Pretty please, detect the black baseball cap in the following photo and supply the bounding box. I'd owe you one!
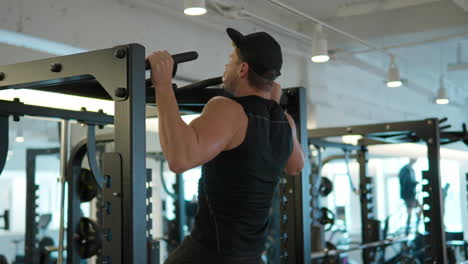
[226,28,282,81]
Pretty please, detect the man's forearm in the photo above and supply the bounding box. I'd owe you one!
[155,86,197,169]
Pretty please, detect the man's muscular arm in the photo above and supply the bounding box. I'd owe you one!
[284,113,305,175]
[271,82,305,175]
[148,51,243,173]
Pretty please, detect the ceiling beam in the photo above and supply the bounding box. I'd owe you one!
[336,0,441,18]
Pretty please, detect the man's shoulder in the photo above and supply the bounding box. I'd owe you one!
[401,164,410,170]
[399,165,410,175]
[204,96,244,114]
[207,95,238,104]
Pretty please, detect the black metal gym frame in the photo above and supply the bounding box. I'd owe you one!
[174,173,186,244]
[0,45,228,264]
[0,98,113,177]
[308,142,385,263]
[0,104,112,262]
[147,151,187,250]
[67,135,153,264]
[307,118,468,264]
[277,87,311,264]
[0,45,205,264]
[0,44,146,264]
[307,139,361,260]
[67,132,114,264]
[24,148,60,264]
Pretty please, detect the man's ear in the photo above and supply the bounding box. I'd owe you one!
[239,62,249,78]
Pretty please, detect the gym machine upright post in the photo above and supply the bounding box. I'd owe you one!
[273,87,311,264]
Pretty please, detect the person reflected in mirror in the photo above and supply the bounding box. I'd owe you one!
[398,158,423,236]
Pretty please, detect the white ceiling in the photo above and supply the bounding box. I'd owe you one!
[203,0,468,101]
[2,0,467,95]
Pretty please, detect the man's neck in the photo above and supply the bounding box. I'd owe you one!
[234,84,271,100]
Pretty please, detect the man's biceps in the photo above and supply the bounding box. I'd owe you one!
[196,126,228,145]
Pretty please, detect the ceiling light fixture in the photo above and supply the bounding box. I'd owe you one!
[435,76,449,105]
[265,1,409,84]
[15,124,24,143]
[311,24,329,63]
[184,0,207,16]
[386,55,402,88]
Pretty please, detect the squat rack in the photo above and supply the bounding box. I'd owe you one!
[0,44,205,263]
[0,44,308,264]
[307,118,468,264]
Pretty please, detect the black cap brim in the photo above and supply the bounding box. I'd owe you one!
[226,28,243,48]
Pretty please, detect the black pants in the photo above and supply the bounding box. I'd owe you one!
[164,235,262,264]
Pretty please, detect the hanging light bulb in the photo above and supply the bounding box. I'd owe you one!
[435,76,449,105]
[184,0,207,16]
[387,55,402,88]
[15,123,24,143]
[311,24,329,63]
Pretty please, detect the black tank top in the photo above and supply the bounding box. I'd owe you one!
[191,95,293,257]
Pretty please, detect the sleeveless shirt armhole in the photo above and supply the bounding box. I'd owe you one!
[224,97,249,152]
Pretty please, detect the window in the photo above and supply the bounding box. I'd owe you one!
[183,167,201,201]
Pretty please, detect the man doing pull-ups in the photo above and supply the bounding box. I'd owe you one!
[147,28,304,264]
